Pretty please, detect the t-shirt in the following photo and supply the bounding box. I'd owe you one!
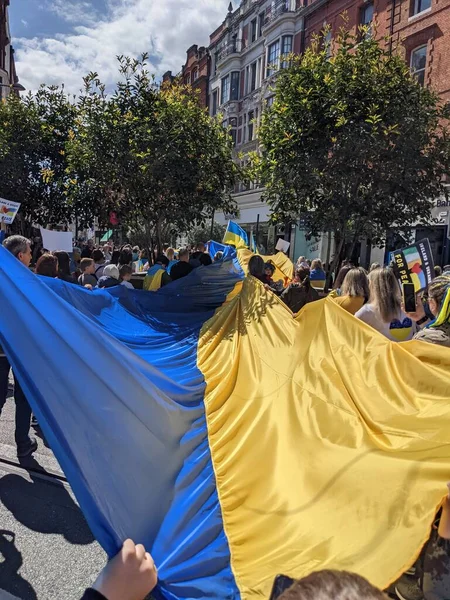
[355,303,418,342]
[333,295,365,316]
[121,280,134,290]
[78,273,97,287]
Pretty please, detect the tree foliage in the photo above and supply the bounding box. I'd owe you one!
[253,27,450,263]
[0,56,238,243]
[65,55,239,248]
[187,222,226,247]
[0,87,76,234]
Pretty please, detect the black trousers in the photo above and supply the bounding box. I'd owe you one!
[0,356,32,452]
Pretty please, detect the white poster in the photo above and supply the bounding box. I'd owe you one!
[0,197,21,224]
[40,228,73,252]
[275,238,291,253]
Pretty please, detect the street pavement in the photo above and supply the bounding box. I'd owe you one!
[0,393,106,599]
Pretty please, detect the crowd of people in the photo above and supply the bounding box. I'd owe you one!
[248,253,450,350]
[1,233,450,600]
[30,240,217,291]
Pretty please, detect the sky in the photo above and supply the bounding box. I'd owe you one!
[9,0,228,94]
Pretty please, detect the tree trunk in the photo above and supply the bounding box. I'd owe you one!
[325,230,333,289]
[156,217,163,256]
[330,229,346,280]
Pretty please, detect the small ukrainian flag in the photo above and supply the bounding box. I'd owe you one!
[223,220,249,249]
[250,233,259,254]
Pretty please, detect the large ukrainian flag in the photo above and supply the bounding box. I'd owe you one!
[1,246,450,599]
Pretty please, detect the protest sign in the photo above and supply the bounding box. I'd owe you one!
[0,198,21,224]
[40,228,73,252]
[392,238,434,293]
[275,238,290,253]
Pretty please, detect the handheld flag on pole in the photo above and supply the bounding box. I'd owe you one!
[223,220,248,249]
[250,233,259,254]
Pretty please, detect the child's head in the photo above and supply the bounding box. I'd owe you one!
[80,258,95,274]
[119,264,133,281]
[278,570,387,600]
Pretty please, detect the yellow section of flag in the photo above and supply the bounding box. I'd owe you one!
[198,277,450,599]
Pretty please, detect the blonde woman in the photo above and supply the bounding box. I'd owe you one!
[333,267,369,315]
[355,268,418,341]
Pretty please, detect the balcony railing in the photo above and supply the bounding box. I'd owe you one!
[265,0,296,25]
[217,39,245,62]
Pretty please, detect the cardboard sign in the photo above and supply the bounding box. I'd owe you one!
[392,238,435,293]
[40,228,73,253]
[0,198,21,224]
[275,238,290,253]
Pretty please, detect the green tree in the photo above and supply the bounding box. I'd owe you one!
[187,222,226,247]
[0,87,77,235]
[253,27,450,269]
[66,56,239,252]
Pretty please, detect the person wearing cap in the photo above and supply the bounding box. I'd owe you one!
[97,264,121,289]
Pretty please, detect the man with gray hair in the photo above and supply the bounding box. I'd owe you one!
[0,235,37,457]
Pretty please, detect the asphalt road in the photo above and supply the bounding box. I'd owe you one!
[0,394,106,600]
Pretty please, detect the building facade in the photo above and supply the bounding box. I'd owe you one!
[209,0,304,253]
[163,44,211,109]
[181,0,450,262]
[0,0,19,99]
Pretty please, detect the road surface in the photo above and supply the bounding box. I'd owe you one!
[0,393,105,599]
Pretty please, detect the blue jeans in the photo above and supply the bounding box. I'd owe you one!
[0,356,33,452]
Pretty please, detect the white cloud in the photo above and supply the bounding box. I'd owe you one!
[14,0,227,94]
[44,0,100,26]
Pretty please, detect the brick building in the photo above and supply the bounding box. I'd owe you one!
[181,0,450,260]
[0,0,20,99]
[163,44,211,109]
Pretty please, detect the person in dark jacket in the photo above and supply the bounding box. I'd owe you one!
[281,267,319,313]
[171,249,194,281]
[54,251,77,284]
[97,265,121,289]
[0,235,37,457]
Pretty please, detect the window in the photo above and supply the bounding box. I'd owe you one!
[324,29,332,58]
[250,62,257,92]
[251,18,257,43]
[281,35,293,68]
[214,51,219,75]
[410,45,427,86]
[212,90,218,116]
[230,71,240,101]
[259,14,265,37]
[360,3,374,38]
[221,75,230,104]
[184,74,191,85]
[267,40,281,76]
[192,69,199,81]
[229,117,238,147]
[248,110,255,141]
[412,0,431,15]
[266,96,275,108]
